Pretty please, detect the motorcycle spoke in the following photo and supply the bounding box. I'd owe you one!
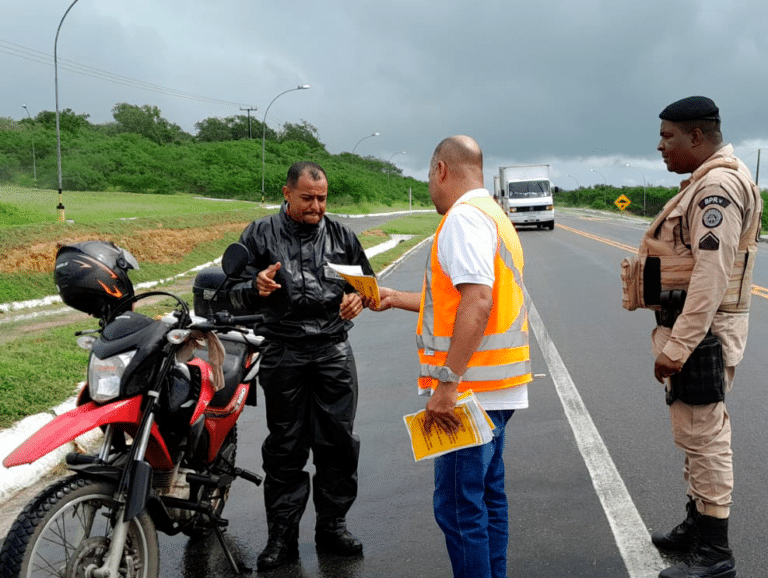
[29,555,66,577]
[2,478,158,578]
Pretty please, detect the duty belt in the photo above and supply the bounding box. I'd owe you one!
[655,308,681,328]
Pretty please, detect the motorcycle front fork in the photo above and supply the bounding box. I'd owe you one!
[87,415,153,578]
[88,515,130,578]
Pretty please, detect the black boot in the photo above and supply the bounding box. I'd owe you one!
[659,515,736,578]
[257,521,299,571]
[315,518,363,556]
[652,498,699,552]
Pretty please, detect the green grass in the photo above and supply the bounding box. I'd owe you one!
[0,185,431,227]
[329,200,434,215]
[368,235,429,272]
[379,212,440,235]
[0,321,93,428]
[0,202,441,429]
[0,185,263,227]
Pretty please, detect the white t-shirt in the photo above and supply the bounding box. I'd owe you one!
[423,188,528,411]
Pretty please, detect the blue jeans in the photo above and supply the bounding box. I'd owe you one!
[434,409,514,578]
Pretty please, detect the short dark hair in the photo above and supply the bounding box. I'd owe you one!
[286,161,327,188]
[677,119,723,144]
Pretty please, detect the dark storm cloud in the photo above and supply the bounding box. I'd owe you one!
[2,0,767,189]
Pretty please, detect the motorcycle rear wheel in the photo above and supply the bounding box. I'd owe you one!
[0,476,160,578]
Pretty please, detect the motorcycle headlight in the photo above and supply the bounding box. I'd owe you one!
[88,350,137,403]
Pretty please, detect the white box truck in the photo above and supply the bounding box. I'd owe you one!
[497,164,555,230]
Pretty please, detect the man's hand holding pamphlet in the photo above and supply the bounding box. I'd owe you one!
[403,391,495,461]
[327,263,380,308]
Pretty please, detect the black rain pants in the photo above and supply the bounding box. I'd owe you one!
[258,339,360,530]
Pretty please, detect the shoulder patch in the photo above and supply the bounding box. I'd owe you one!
[702,207,723,228]
[698,195,731,209]
[699,232,720,251]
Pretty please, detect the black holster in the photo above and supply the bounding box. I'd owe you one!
[654,289,687,328]
[666,332,725,406]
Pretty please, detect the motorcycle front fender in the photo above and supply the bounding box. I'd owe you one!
[3,396,173,469]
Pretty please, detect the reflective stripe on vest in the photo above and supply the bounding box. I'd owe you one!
[417,195,532,393]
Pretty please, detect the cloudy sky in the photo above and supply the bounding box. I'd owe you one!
[2,0,767,191]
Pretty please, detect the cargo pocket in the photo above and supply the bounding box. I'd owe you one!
[620,255,643,311]
[667,332,725,405]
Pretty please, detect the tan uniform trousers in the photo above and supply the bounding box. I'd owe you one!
[668,366,735,519]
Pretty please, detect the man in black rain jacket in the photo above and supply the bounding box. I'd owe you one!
[227,161,373,571]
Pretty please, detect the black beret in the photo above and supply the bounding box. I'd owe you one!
[659,96,720,122]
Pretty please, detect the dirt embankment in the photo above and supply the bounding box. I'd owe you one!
[0,223,250,274]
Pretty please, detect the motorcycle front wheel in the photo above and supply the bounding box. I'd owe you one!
[0,476,160,578]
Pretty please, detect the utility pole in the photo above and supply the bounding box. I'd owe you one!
[240,106,257,139]
[54,0,82,222]
[756,149,762,188]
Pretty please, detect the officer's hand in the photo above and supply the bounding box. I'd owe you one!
[256,262,282,297]
[340,292,364,320]
[654,352,683,383]
[423,382,461,435]
[365,286,395,312]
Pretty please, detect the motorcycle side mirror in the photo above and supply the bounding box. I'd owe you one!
[222,243,251,278]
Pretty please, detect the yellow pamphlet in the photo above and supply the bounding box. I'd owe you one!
[327,263,380,307]
[403,391,495,462]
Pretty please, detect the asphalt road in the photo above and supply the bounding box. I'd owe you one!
[517,210,768,578]
[153,209,653,577]
[4,209,767,577]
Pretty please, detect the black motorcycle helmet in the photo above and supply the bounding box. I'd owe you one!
[54,240,139,319]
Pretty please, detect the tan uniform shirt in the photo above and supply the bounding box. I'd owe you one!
[650,144,762,367]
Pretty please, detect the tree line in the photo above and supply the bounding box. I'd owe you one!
[555,185,768,230]
[0,103,429,206]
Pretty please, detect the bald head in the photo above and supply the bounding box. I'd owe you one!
[432,135,483,177]
[428,135,485,214]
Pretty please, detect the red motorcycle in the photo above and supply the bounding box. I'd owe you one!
[0,241,263,578]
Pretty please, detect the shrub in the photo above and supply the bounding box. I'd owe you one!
[0,153,21,182]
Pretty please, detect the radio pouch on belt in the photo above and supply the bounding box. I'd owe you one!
[666,331,725,406]
[620,255,661,310]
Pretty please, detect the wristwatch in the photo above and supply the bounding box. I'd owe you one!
[436,366,462,383]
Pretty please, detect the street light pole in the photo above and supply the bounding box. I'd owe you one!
[590,168,607,205]
[352,132,380,155]
[261,84,310,205]
[565,174,580,204]
[54,0,80,222]
[22,104,37,186]
[387,150,406,198]
[624,163,647,216]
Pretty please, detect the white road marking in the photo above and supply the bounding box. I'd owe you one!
[525,287,666,578]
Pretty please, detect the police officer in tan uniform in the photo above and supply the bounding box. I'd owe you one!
[637,97,762,578]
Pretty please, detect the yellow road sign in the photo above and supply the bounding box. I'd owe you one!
[614,194,631,211]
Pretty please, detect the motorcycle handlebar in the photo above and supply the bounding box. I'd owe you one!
[213,312,265,327]
[187,312,265,334]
